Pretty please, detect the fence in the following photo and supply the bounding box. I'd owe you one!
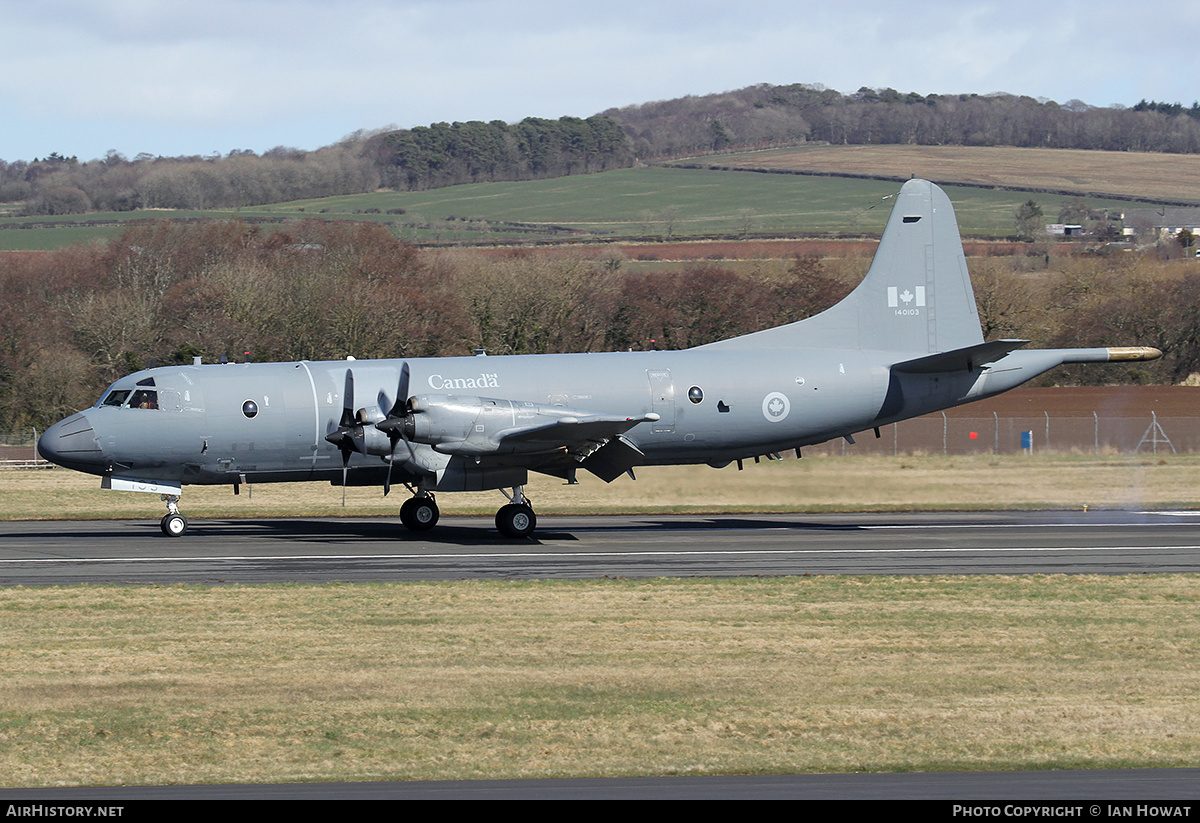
[800,411,1198,457]
[0,429,49,469]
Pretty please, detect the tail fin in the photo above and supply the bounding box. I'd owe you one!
[699,179,984,354]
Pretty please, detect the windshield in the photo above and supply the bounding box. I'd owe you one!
[98,387,159,409]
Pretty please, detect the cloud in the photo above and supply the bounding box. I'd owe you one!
[1,0,1197,160]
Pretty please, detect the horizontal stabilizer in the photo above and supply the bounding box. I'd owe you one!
[893,339,1029,374]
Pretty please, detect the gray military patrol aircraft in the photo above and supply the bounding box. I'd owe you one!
[38,179,1159,538]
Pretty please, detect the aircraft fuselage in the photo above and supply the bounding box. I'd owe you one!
[46,346,912,488]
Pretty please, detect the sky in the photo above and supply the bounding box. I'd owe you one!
[2,0,1197,163]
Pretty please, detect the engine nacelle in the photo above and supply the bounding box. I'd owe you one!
[402,394,580,456]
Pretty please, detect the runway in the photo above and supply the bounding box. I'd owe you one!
[3,509,1200,585]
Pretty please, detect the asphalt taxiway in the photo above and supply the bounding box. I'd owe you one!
[3,509,1200,585]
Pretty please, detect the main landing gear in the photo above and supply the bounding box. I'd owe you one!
[396,486,537,539]
[160,494,188,537]
[495,486,536,539]
[399,494,439,531]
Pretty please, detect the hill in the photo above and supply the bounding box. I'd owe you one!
[684,144,1200,205]
[6,81,1200,228]
[1,156,1189,251]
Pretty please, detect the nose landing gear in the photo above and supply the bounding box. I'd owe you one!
[159,494,188,537]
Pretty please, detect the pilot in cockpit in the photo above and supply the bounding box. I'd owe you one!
[101,387,158,409]
[129,389,158,409]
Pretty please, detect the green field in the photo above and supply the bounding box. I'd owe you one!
[0,163,1168,251]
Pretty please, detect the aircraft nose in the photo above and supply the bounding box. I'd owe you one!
[38,413,107,473]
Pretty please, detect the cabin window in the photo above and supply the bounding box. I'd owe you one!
[687,386,704,404]
[242,400,259,419]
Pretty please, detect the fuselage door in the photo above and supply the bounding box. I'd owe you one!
[646,369,676,433]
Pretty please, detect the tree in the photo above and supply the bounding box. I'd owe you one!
[1178,228,1196,256]
[1015,200,1044,241]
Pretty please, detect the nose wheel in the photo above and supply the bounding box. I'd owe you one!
[159,495,188,537]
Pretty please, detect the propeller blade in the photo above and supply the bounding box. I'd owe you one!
[339,370,356,429]
[379,360,417,462]
[384,362,410,422]
[341,450,349,507]
[329,369,356,506]
[374,363,416,499]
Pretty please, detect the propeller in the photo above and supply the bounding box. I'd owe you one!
[325,364,420,501]
[324,370,357,506]
[377,362,415,496]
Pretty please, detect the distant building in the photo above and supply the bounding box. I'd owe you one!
[1045,223,1085,236]
[1121,208,1200,239]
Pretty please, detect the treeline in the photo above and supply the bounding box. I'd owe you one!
[2,219,1198,431]
[606,83,1200,157]
[366,116,635,190]
[0,115,635,216]
[1,143,380,214]
[1133,99,1200,119]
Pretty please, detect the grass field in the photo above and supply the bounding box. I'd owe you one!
[5,452,1200,521]
[2,576,1198,787]
[700,144,1200,204]
[2,145,1190,250]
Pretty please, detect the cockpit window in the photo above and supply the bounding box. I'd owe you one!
[129,389,158,409]
[100,388,160,409]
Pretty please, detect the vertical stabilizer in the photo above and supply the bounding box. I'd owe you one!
[699,179,984,354]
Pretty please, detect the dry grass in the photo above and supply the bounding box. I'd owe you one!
[709,145,1200,203]
[4,453,1200,522]
[1,576,1198,787]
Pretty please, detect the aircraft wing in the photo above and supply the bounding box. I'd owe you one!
[490,413,657,452]
[489,412,657,482]
[395,395,660,482]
